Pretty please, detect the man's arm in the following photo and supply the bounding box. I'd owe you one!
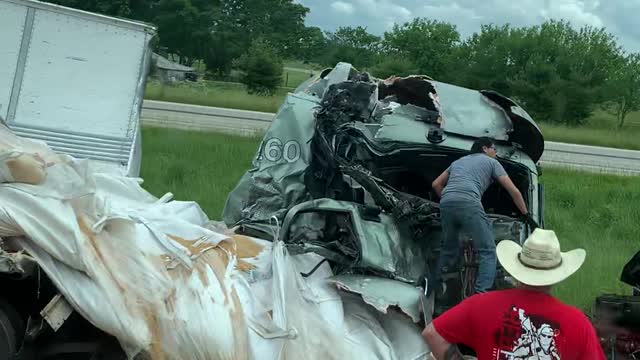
[496,175,528,215]
[423,324,465,360]
[432,170,449,198]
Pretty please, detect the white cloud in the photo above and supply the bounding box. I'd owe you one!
[545,0,604,28]
[331,1,355,15]
[300,0,640,52]
[348,0,413,31]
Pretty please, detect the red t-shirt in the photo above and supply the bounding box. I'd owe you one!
[432,288,606,359]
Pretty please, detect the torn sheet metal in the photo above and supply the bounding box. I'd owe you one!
[375,307,430,360]
[280,199,428,284]
[480,90,545,162]
[331,274,425,323]
[341,292,399,360]
[432,80,513,141]
[221,92,318,239]
[223,62,542,242]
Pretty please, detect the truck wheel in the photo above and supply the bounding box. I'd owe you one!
[90,338,126,360]
[0,299,24,348]
[0,306,18,360]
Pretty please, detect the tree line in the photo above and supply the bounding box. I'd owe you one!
[47,0,640,128]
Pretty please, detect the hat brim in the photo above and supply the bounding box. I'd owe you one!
[497,240,586,286]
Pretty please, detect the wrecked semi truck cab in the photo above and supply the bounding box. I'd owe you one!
[223,63,544,310]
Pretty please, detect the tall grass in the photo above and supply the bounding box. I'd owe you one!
[139,127,640,312]
[539,109,640,150]
[539,122,640,150]
[542,168,640,311]
[282,68,315,88]
[139,127,261,219]
[144,80,287,113]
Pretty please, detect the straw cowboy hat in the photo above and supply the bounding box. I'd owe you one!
[497,228,586,286]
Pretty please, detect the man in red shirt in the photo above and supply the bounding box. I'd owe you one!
[422,228,606,359]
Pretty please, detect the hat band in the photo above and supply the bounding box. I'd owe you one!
[518,253,563,270]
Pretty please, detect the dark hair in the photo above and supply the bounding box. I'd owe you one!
[470,137,495,153]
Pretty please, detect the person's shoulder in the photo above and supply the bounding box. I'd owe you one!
[471,288,535,303]
[464,289,510,304]
[469,153,496,164]
[485,155,502,165]
[556,301,592,323]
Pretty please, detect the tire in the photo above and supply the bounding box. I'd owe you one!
[0,298,24,348]
[90,338,126,360]
[0,305,18,360]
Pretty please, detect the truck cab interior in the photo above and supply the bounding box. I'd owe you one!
[366,150,532,218]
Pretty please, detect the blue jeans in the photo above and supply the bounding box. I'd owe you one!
[433,201,496,293]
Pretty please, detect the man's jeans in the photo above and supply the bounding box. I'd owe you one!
[433,201,496,294]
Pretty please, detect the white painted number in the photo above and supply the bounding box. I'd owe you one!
[283,140,301,163]
[263,138,301,163]
[264,138,282,162]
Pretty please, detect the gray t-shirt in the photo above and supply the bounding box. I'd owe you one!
[440,153,507,206]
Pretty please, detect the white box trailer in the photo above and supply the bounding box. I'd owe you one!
[0,0,156,176]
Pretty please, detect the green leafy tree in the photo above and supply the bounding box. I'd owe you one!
[370,58,419,79]
[294,26,328,63]
[607,53,640,128]
[507,21,621,125]
[453,20,621,125]
[452,24,531,94]
[235,39,283,95]
[324,26,381,68]
[153,0,204,66]
[204,0,308,76]
[382,18,460,80]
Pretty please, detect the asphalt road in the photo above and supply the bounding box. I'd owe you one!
[140,100,640,176]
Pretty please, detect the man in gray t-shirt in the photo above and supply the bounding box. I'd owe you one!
[430,137,530,298]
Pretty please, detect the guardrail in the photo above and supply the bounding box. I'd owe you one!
[141,100,640,176]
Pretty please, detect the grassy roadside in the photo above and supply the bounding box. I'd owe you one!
[139,127,640,312]
[541,168,640,311]
[539,122,640,150]
[144,80,287,113]
[539,109,640,150]
[139,127,261,217]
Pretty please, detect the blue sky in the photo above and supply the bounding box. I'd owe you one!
[295,0,640,52]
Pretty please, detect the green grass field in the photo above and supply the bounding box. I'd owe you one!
[541,170,640,311]
[282,68,315,88]
[539,109,640,150]
[283,59,325,71]
[139,127,261,217]
[139,127,640,313]
[145,80,287,113]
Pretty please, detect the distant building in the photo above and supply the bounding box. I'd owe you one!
[151,53,197,83]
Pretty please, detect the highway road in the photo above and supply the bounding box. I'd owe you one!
[141,100,640,176]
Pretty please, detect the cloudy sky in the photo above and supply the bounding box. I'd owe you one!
[295,0,640,52]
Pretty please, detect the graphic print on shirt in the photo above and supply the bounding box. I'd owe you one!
[492,306,561,360]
